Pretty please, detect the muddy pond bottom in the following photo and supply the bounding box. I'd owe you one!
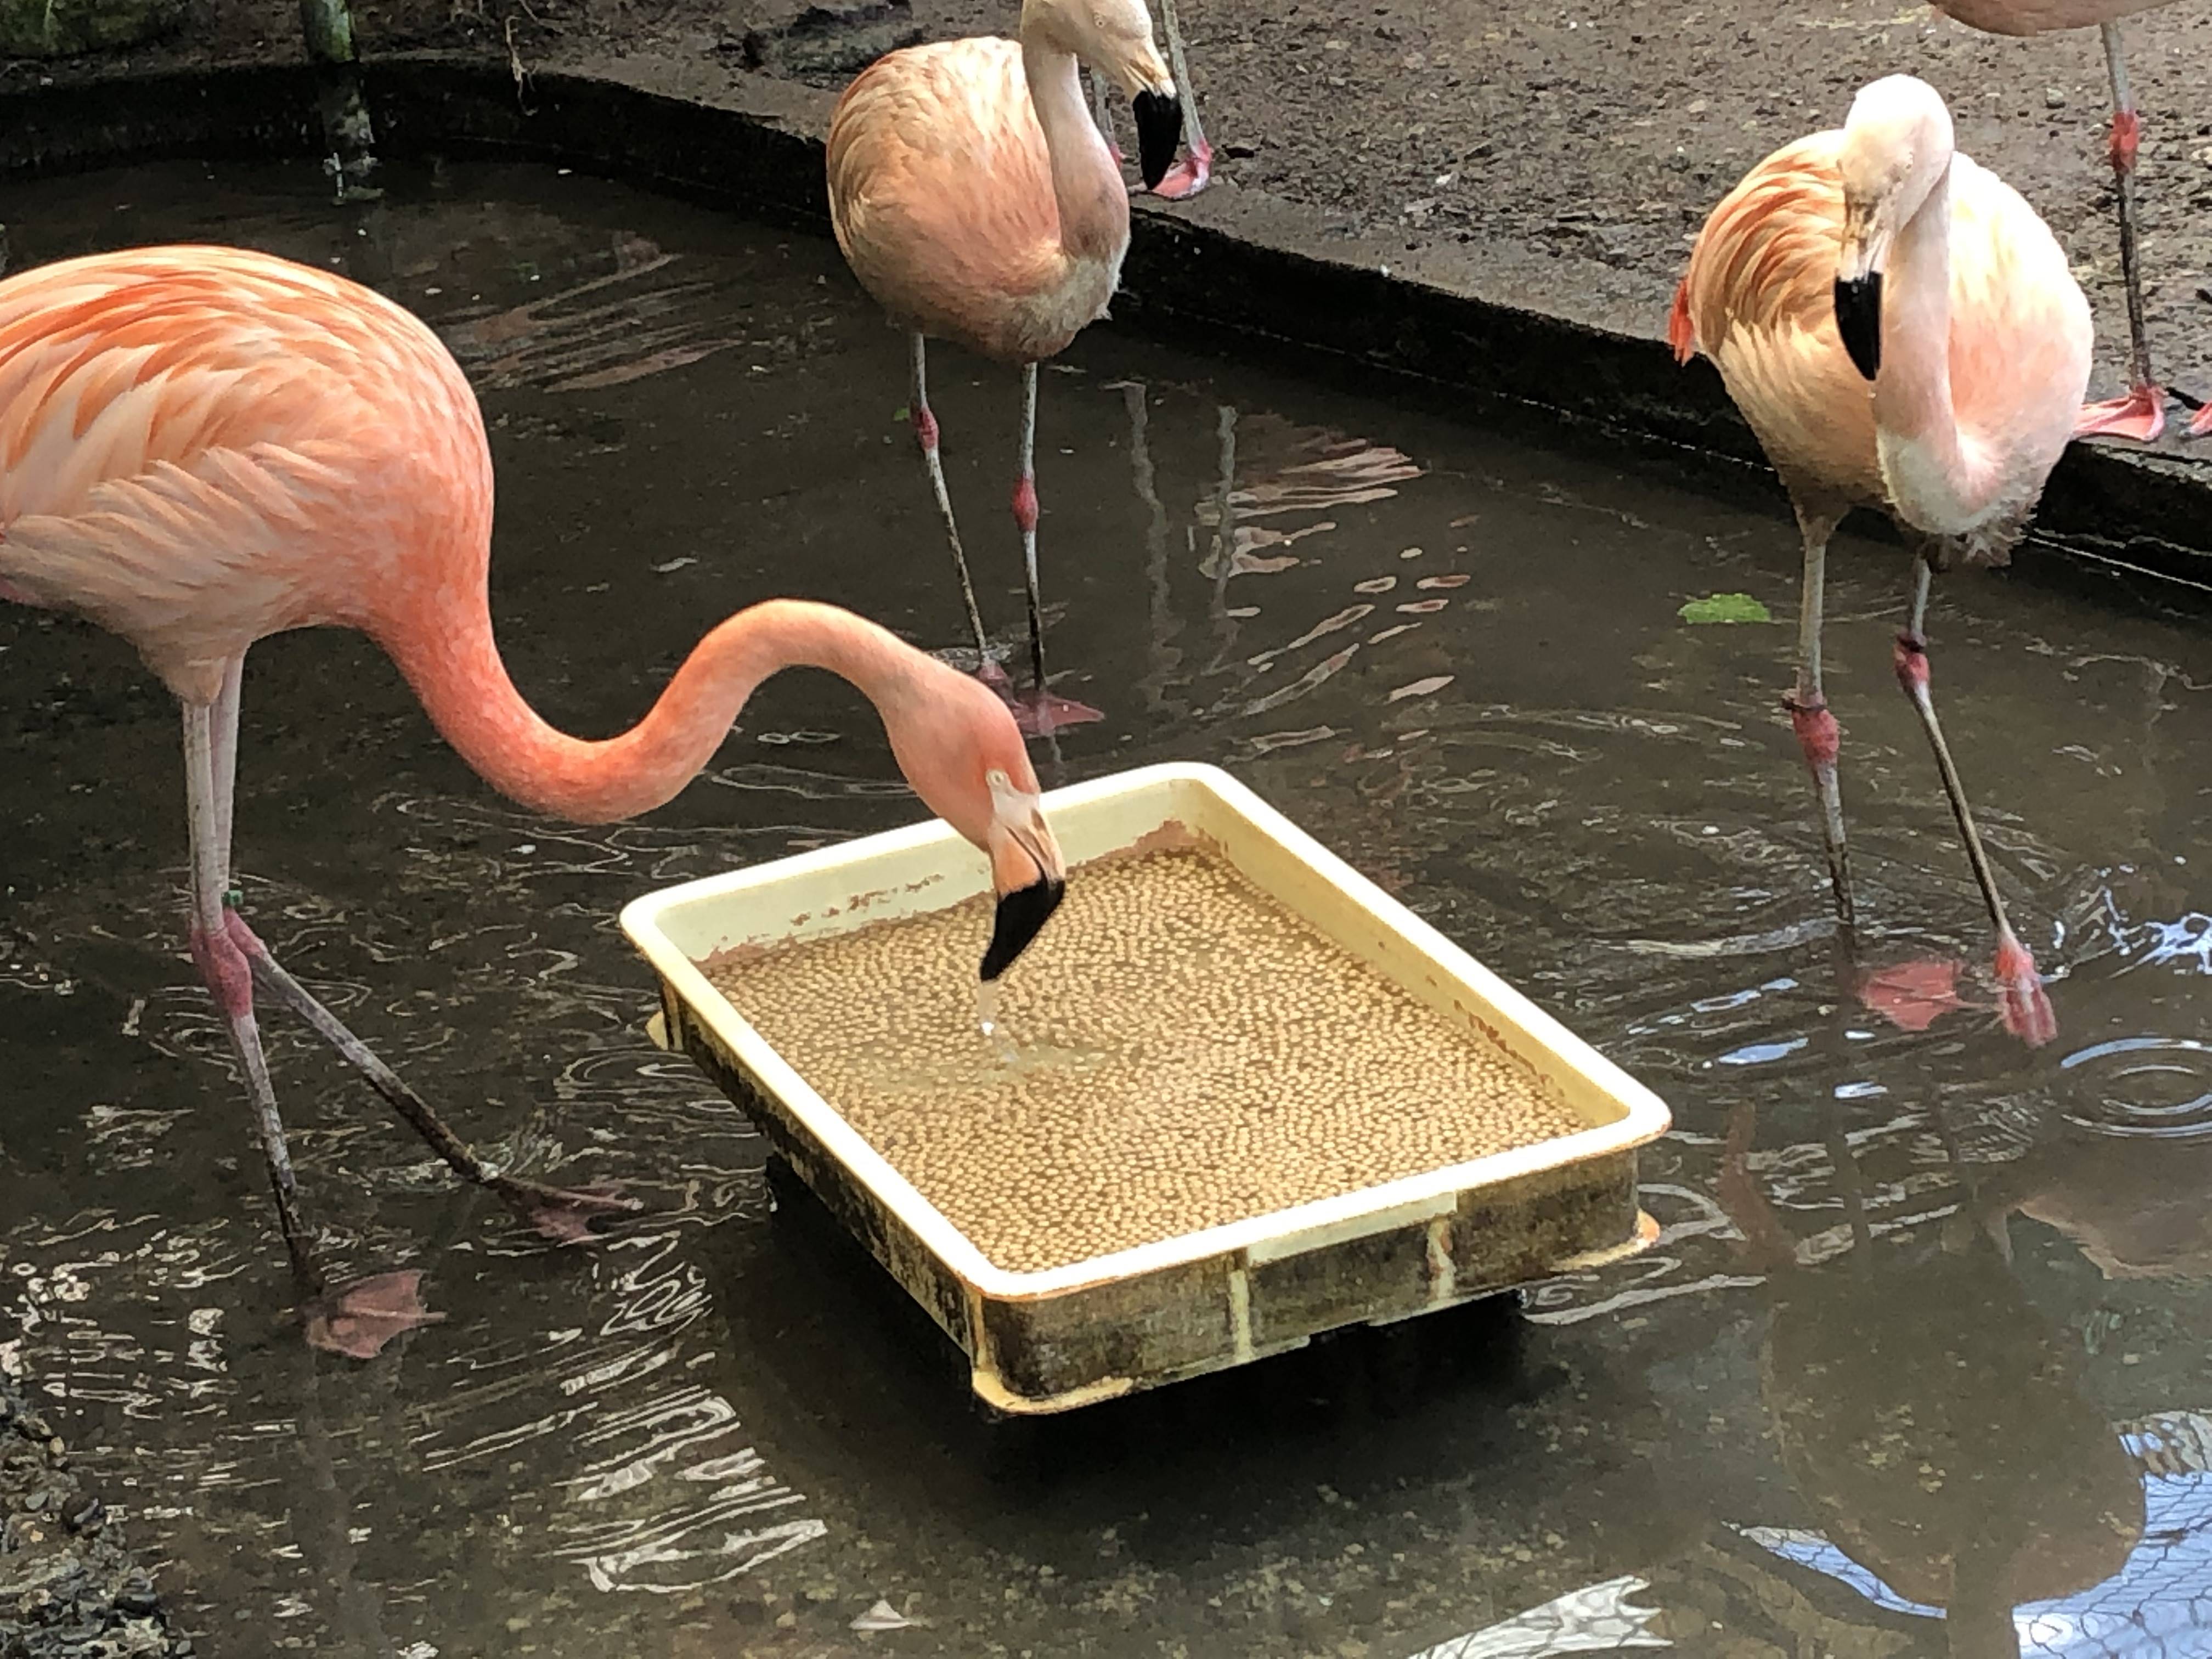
[700,847,1588,1274]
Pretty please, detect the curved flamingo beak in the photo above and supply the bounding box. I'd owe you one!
[1833,196,1892,382]
[981,774,1066,981]
[1132,89,1184,191]
[1833,273,1883,381]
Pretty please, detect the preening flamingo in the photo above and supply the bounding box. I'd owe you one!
[0,244,1069,1333]
[1932,0,2208,442]
[826,0,1184,736]
[1671,74,2088,1047]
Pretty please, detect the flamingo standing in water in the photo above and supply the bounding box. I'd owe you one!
[1671,74,2088,1047]
[1932,0,2208,442]
[0,244,1069,1340]
[826,0,1185,736]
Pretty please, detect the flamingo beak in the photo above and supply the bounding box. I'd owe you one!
[981,780,1066,981]
[1132,88,1184,191]
[1833,273,1883,381]
[983,873,1065,981]
[1834,204,1888,382]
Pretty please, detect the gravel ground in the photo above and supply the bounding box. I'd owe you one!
[0,1373,189,1659]
[32,0,2211,436]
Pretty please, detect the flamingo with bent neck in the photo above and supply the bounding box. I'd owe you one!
[826,0,1184,737]
[1931,0,2208,443]
[1671,74,2089,1047]
[0,243,1069,1349]
[1087,0,1215,200]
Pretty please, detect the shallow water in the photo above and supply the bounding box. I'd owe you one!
[2,159,2210,1656]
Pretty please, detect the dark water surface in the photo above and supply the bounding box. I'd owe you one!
[2,160,2209,1657]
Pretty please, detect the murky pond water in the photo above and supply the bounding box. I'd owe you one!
[3,159,2209,1657]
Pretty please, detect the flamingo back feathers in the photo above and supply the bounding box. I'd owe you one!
[1675,133,1883,507]
[0,246,492,702]
[827,37,1125,363]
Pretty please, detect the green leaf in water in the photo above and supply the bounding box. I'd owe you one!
[1678,591,1774,625]
[893,404,912,424]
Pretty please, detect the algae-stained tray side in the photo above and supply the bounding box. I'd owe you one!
[620,761,1671,1414]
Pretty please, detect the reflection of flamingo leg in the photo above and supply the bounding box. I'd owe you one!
[1204,404,1240,669]
[1122,380,1182,716]
[1718,1104,1797,1271]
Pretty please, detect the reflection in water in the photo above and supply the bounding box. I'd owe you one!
[1404,1574,1667,1657]
[3,158,2211,1655]
[1720,1102,2212,1655]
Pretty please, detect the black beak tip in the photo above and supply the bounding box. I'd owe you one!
[1132,89,1183,191]
[1833,273,1883,382]
[980,876,1066,982]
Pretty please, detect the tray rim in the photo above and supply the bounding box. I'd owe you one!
[619,760,1672,1301]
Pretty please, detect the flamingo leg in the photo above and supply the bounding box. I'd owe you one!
[1014,360,1046,695]
[184,690,322,1293]
[1893,557,2056,1048]
[1149,0,1214,200]
[201,672,636,1244]
[1003,362,1104,738]
[1784,505,1854,930]
[232,935,638,1242]
[909,332,998,681]
[2075,22,2170,444]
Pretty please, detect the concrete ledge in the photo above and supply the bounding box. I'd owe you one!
[4,57,2211,593]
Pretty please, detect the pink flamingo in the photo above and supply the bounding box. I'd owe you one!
[0,244,1069,1342]
[1671,74,2087,1047]
[1087,0,1216,200]
[826,0,1184,737]
[1932,0,2209,442]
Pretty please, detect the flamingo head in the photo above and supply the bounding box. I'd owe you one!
[1025,0,1183,189]
[1833,74,1956,381]
[884,664,1068,981]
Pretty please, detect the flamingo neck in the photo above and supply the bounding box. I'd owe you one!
[1020,36,1127,264]
[378,590,928,825]
[1873,159,2001,534]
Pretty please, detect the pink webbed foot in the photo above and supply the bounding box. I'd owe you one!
[1147,136,1214,201]
[2075,384,2166,443]
[1857,957,1966,1035]
[1006,685,1105,739]
[1993,933,2057,1049]
[304,1269,445,1360]
[490,1176,640,1244]
[2190,400,2212,439]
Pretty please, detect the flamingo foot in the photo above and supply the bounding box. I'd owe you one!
[1148,136,1214,201]
[303,1269,444,1360]
[1857,957,1965,1034]
[2074,384,2166,443]
[489,1176,640,1244]
[1005,684,1105,739]
[2190,399,2212,439]
[1992,933,2057,1049]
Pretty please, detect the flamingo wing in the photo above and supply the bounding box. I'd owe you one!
[826,38,1070,357]
[1675,132,1881,506]
[0,246,484,700]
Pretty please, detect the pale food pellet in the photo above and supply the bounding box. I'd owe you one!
[700,846,1587,1275]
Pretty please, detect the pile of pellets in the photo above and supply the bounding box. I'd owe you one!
[702,845,1587,1274]
[1,1370,192,1659]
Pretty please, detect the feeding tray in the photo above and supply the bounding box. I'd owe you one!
[621,761,1669,1414]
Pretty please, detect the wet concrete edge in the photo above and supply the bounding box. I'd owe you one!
[4,56,2212,596]
[1,1370,193,1658]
